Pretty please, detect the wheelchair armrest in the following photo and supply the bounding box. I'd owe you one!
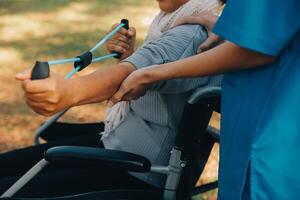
[45,146,151,173]
[188,86,221,104]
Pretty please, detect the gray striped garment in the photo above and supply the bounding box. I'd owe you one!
[102,24,222,188]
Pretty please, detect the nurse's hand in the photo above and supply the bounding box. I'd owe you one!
[15,70,74,116]
[105,23,136,60]
[108,68,151,105]
[174,11,223,53]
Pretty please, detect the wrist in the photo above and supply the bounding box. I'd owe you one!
[140,65,161,84]
[64,78,79,107]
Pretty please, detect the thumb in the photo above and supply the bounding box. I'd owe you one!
[197,34,221,53]
[111,23,120,30]
[15,69,31,81]
[108,87,127,106]
[198,39,213,53]
[127,27,136,38]
[108,93,121,106]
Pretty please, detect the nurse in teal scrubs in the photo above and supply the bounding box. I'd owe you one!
[213,1,300,199]
[109,0,300,199]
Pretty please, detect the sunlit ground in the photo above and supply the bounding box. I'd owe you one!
[0,1,218,199]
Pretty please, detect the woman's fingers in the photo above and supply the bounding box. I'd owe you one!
[198,34,223,53]
[108,70,150,105]
[106,43,126,54]
[109,86,147,105]
[127,27,136,38]
[21,77,56,94]
[121,90,146,102]
[108,23,121,34]
[18,71,70,116]
[25,98,56,116]
[117,27,129,35]
[21,80,45,93]
[108,84,130,105]
[15,69,31,81]
[106,38,128,54]
[111,32,130,43]
[26,92,59,104]
[107,39,130,49]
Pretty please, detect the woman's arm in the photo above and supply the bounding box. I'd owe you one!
[15,21,137,116]
[70,63,135,105]
[16,62,135,116]
[109,41,276,103]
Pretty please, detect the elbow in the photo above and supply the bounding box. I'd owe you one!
[264,56,277,65]
[234,44,278,68]
[248,54,277,68]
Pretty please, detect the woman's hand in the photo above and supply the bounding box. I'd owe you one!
[105,23,136,60]
[108,68,152,105]
[15,70,75,116]
[174,11,223,53]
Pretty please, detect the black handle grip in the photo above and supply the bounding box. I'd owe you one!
[120,18,129,30]
[113,19,129,59]
[74,51,93,71]
[31,61,50,80]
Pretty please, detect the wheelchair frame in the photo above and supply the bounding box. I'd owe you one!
[1,86,221,200]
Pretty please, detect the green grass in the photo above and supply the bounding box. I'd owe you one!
[0,0,151,15]
[0,0,71,15]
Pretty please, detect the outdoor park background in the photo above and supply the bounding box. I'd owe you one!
[0,1,220,199]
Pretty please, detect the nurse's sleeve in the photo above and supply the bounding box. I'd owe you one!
[214,0,300,56]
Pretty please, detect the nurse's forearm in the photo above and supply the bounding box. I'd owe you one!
[69,62,135,106]
[146,41,276,81]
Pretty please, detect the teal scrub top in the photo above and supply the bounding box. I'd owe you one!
[213,0,300,199]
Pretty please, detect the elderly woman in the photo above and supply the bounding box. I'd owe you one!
[108,0,300,199]
[1,0,223,197]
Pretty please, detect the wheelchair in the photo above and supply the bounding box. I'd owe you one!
[1,86,221,200]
